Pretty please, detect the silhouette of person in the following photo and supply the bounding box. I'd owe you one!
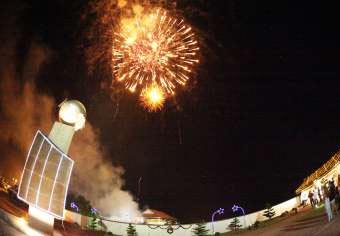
[308,190,314,208]
[329,180,338,215]
[323,185,333,222]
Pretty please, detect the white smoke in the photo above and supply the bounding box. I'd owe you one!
[0,41,55,178]
[69,124,141,219]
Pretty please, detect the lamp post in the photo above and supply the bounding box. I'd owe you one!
[232,204,246,228]
[211,208,224,234]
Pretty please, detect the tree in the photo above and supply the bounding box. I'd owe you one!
[192,222,209,236]
[88,207,99,230]
[228,217,242,231]
[263,203,276,219]
[88,216,99,230]
[251,220,260,229]
[126,223,137,236]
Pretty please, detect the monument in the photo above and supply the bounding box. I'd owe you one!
[17,100,86,235]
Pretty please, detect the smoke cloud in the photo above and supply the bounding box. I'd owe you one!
[69,126,141,219]
[0,14,140,220]
[0,41,54,178]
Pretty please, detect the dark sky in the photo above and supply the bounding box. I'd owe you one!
[1,1,340,223]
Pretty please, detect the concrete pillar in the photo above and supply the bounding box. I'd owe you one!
[28,206,54,235]
[48,122,75,153]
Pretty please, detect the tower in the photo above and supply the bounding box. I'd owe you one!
[17,100,86,235]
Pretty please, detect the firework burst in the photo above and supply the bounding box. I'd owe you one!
[111,7,199,110]
[140,83,165,111]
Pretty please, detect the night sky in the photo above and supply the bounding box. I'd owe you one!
[1,1,340,223]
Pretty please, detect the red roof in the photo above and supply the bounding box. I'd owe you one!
[142,209,176,220]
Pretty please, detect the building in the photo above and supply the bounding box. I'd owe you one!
[142,209,177,225]
[296,149,340,202]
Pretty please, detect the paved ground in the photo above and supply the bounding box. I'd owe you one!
[226,206,340,236]
[0,217,28,236]
[0,192,27,219]
[0,191,105,236]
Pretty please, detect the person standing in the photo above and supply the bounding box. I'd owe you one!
[308,190,314,208]
[313,188,319,206]
[318,188,322,202]
[323,185,333,222]
[329,180,338,215]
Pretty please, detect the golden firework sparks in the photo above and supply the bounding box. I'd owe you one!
[140,84,165,112]
[112,7,199,96]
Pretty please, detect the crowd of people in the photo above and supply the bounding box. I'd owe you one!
[308,180,340,222]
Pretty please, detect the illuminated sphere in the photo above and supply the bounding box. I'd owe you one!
[58,100,86,131]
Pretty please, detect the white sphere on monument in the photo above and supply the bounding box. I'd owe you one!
[58,99,86,131]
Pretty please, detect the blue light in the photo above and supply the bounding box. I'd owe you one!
[211,208,224,234]
[70,202,79,212]
[231,204,245,215]
[231,204,246,228]
[91,207,98,215]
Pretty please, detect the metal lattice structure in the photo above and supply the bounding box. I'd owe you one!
[17,130,74,219]
[295,149,340,194]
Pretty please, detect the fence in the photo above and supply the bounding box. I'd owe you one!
[65,196,300,235]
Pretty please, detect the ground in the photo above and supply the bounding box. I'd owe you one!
[1,190,340,235]
[224,205,340,236]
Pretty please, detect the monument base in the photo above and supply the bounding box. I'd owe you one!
[28,206,54,235]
